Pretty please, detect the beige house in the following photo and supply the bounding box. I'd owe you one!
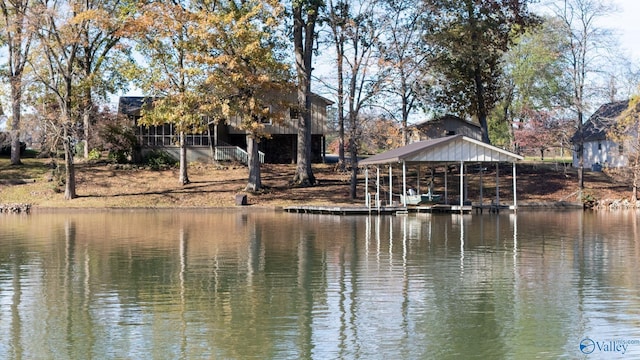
[408,114,482,143]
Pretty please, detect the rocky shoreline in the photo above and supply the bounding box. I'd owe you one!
[2,199,638,214]
[0,203,32,214]
[595,198,640,210]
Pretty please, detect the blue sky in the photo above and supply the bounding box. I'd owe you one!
[601,0,640,60]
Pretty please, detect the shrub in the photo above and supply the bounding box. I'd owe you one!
[108,150,129,164]
[95,114,141,164]
[582,192,597,209]
[88,148,101,160]
[143,150,177,170]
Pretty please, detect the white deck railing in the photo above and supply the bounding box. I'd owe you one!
[215,146,264,164]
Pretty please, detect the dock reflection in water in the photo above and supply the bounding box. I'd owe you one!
[1,209,640,359]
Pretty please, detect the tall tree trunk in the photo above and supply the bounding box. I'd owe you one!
[10,77,22,165]
[349,113,358,199]
[633,169,638,202]
[330,1,346,171]
[401,99,408,146]
[63,124,76,200]
[474,65,490,144]
[179,131,190,185]
[245,135,261,192]
[577,111,584,193]
[82,87,91,159]
[468,2,490,145]
[401,74,410,146]
[293,92,315,185]
[208,122,217,164]
[337,45,346,171]
[291,2,319,186]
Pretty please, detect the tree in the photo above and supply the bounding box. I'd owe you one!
[318,0,384,198]
[358,113,402,154]
[30,0,87,200]
[140,94,203,185]
[93,107,140,163]
[347,1,384,198]
[133,0,205,185]
[1,0,34,166]
[490,16,569,149]
[608,97,640,201]
[376,0,431,146]
[324,0,347,170]
[513,109,572,160]
[194,0,291,192]
[76,0,133,159]
[551,0,616,192]
[291,0,323,187]
[426,0,536,144]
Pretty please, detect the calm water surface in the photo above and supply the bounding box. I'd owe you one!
[1,209,640,359]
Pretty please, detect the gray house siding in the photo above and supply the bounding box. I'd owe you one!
[118,94,333,164]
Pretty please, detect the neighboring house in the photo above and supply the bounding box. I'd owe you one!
[118,94,333,164]
[572,100,631,170]
[408,114,482,143]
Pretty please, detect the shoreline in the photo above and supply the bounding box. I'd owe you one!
[0,201,588,215]
[1,159,635,212]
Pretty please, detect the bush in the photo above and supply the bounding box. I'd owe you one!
[88,148,101,160]
[143,150,177,170]
[95,114,141,164]
[108,150,129,164]
[582,192,597,209]
[75,141,84,156]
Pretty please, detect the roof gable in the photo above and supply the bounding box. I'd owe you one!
[359,135,522,165]
[578,100,630,141]
[118,97,156,117]
[412,114,480,130]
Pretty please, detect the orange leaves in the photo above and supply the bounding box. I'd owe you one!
[130,0,291,139]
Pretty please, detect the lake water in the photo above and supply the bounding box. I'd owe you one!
[1,209,640,359]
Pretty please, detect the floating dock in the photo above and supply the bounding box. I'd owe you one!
[284,204,474,215]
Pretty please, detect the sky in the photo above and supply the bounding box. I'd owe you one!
[3,0,640,130]
[598,0,640,61]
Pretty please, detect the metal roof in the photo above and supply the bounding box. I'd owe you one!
[358,135,523,166]
[572,100,629,142]
[118,96,156,117]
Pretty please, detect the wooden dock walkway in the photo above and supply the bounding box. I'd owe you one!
[283,204,474,215]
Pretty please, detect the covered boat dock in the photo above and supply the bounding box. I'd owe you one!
[358,135,524,213]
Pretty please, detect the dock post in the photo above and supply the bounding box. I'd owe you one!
[512,162,517,212]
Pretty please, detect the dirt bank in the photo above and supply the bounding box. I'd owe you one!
[0,158,633,209]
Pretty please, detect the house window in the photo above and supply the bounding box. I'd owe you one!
[290,107,301,120]
[136,120,210,147]
[598,142,602,151]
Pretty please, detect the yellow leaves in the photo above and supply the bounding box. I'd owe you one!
[132,0,290,141]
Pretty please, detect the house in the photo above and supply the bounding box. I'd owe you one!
[572,100,633,170]
[408,114,482,143]
[118,94,334,164]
